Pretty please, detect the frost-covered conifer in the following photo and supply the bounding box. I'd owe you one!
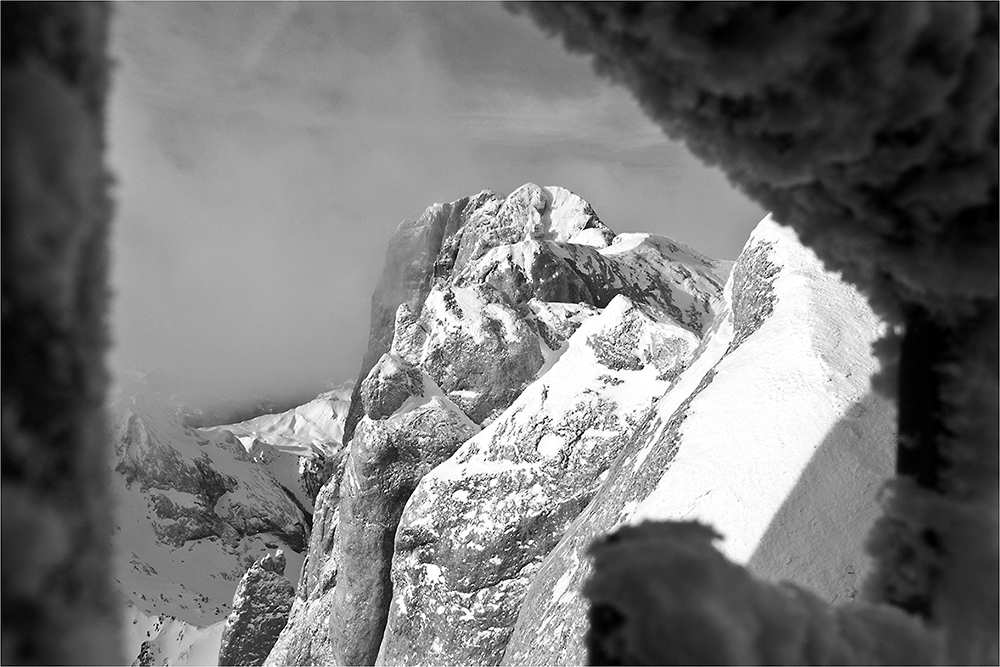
[516,3,998,663]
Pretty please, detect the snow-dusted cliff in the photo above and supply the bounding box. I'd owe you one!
[269,185,894,666]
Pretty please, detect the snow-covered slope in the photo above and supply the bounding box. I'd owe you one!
[122,605,226,667]
[502,216,895,665]
[630,217,893,575]
[109,389,310,665]
[203,382,354,513]
[206,382,353,458]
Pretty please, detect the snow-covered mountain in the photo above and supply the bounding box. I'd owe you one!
[202,381,354,514]
[206,382,353,458]
[113,183,895,666]
[111,391,307,622]
[110,383,352,665]
[266,184,893,667]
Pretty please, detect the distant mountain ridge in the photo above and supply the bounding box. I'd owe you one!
[110,381,353,665]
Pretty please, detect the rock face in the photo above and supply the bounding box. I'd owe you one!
[329,369,480,665]
[110,389,309,629]
[266,367,481,667]
[218,551,295,667]
[262,188,893,667]
[359,353,425,421]
[342,191,502,445]
[263,481,342,667]
[457,233,727,335]
[392,284,545,424]
[376,294,702,665]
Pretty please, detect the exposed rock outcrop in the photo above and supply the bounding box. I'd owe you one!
[392,284,545,425]
[263,481,342,667]
[457,234,727,335]
[360,353,425,421]
[451,183,613,276]
[328,367,480,666]
[218,551,295,667]
[343,192,501,445]
[377,297,706,666]
[272,184,673,666]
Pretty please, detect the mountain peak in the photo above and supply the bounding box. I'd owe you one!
[113,189,896,667]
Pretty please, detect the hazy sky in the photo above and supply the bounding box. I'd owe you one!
[107,1,767,409]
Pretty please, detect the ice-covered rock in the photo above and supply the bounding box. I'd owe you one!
[582,522,940,665]
[217,551,295,667]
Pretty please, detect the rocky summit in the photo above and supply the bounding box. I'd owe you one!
[113,184,895,666]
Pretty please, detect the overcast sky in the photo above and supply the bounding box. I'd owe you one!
[107,1,767,410]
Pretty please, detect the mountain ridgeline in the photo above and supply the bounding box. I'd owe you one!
[112,183,894,666]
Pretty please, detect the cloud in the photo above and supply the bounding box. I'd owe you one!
[106,2,766,412]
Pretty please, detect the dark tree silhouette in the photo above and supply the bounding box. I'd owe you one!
[513,2,998,663]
